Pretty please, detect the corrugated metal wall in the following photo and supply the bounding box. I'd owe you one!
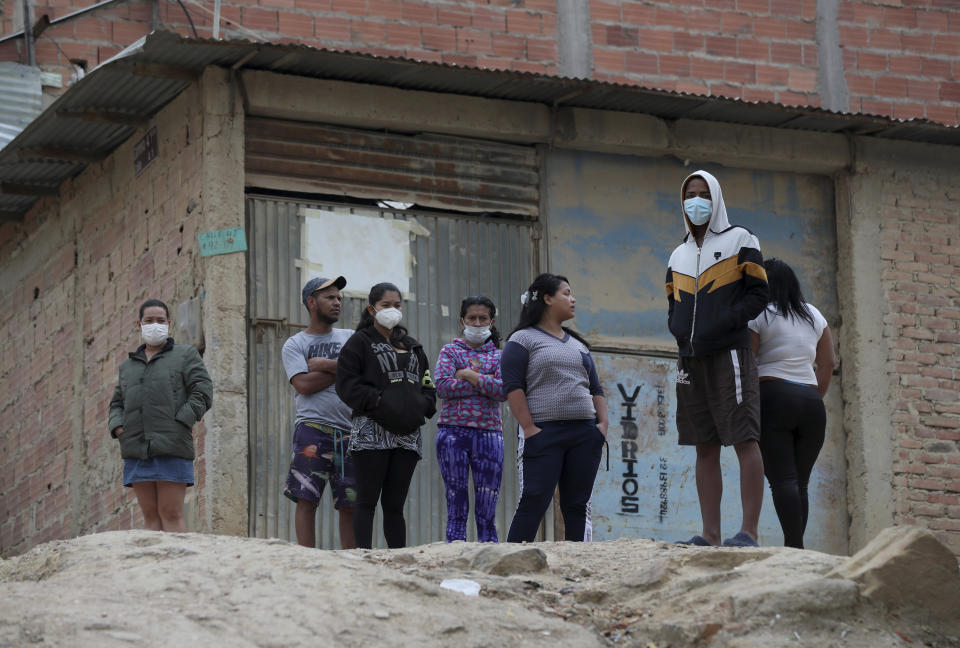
[0,63,42,151]
[245,117,540,217]
[247,196,539,547]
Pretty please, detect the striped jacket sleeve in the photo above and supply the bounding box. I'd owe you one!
[731,235,769,328]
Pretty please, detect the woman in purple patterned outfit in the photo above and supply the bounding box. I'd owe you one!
[434,296,507,542]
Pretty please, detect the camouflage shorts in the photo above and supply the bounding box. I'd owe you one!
[283,422,357,509]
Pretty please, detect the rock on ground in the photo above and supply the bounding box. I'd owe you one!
[830,525,960,630]
[0,526,958,647]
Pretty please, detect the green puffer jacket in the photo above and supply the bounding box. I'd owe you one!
[108,338,213,460]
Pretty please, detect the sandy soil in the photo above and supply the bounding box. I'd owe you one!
[1,529,958,647]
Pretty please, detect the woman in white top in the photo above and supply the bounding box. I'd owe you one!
[748,258,836,549]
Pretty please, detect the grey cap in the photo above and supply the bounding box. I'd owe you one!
[302,276,346,305]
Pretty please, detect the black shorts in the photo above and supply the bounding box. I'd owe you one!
[676,348,760,446]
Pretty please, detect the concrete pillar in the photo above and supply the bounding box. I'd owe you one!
[816,0,850,113]
[198,66,248,536]
[835,168,894,552]
[557,0,592,79]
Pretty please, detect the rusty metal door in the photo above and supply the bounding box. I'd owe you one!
[247,196,538,547]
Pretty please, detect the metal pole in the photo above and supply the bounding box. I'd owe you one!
[22,0,35,66]
[212,0,221,39]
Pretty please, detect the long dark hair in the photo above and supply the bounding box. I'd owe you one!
[357,282,414,349]
[509,273,590,347]
[460,295,502,348]
[764,258,815,328]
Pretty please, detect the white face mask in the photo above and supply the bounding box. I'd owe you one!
[141,322,169,346]
[684,197,713,226]
[374,307,402,329]
[463,325,491,345]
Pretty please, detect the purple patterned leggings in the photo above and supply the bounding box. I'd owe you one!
[436,424,504,543]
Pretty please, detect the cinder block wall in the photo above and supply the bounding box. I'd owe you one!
[0,0,957,125]
[0,84,209,556]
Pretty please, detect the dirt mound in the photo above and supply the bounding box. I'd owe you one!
[1,527,957,647]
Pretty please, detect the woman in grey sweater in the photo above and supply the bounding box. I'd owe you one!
[501,273,608,542]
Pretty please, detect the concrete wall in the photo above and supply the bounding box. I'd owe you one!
[1,0,958,125]
[543,150,839,350]
[544,150,849,553]
[833,140,960,555]
[0,68,246,556]
[239,72,960,554]
[861,139,960,555]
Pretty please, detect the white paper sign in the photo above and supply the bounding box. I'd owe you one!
[300,207,417,297]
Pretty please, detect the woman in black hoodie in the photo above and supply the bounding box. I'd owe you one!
[335,282,436,548]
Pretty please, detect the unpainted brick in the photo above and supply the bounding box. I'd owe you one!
[625,50,658,75]
[589,0,621,22]
[401,1,436,24]
[506,8,542,34]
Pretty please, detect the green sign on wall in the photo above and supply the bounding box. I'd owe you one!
[198,227,248,257]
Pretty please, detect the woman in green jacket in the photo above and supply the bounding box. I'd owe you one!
[109,299,213,532]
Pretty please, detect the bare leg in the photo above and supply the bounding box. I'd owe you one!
[294,499,318,548]
[338,509,356,549]
[695,443,722,546]
[735,440,764,541]
[132,482,162,531]
[156,482,187,532]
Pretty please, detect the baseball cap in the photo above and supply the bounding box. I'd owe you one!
[302,276,346,305]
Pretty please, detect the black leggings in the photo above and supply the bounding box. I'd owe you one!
[507,420,604,543]
[758,380,826,549]
[352,448,419,549]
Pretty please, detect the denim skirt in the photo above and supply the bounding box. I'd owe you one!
[123,455,194,487]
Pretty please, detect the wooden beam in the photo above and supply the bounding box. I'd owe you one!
[267,52,299,70]
[57,110,148,127]
[31,13,51,39]
[16,147,108,163]
[0,183,60,197]
[231,50,259,71]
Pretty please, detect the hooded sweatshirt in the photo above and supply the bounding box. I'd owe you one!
[335,326,437,436]
[435,338,506,431]
[666,170,769,357]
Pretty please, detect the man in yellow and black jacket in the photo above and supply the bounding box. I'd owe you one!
[665,170,769,548]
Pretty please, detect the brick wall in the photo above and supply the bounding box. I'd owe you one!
[0,198,78,552]
[0,82,208,556]
[838,1,960,125]
[591,0,959,124]
[1,0,957,125]
[590,0,821,105]
[881,166,960,555]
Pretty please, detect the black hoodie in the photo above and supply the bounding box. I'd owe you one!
[335,326,437,436]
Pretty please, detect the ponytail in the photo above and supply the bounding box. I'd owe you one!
[510,273,590,348]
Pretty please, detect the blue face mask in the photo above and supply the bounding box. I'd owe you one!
[684,197,712,226]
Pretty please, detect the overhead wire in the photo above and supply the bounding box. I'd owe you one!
[177,0,267,42]
[173,0,199,38]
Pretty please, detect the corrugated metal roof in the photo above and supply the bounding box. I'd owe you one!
[1,29,958,223]
[0,62,43,151]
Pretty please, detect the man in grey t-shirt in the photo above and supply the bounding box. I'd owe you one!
[282,276,357,549]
